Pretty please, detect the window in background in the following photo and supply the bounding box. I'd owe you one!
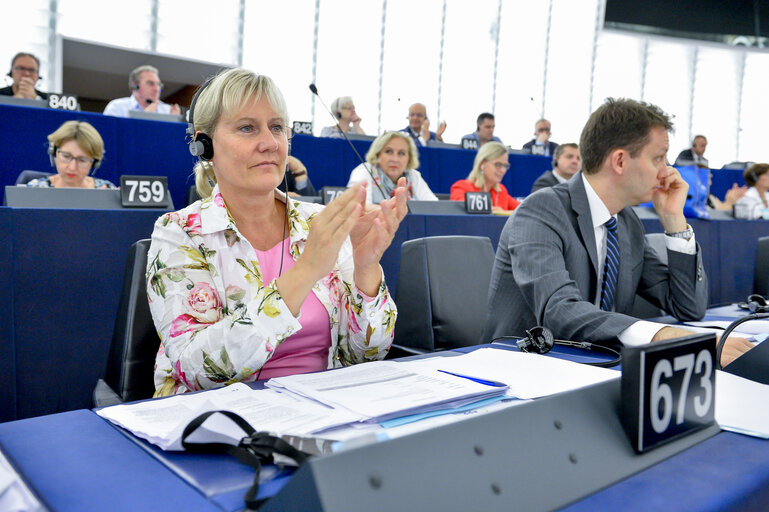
[0,2,53,93]
[313,0,382,137]
[57,0,153,52]
[157,0,240,66]
[738,52,769,164]
[543,0,597,145]
[592,31,644,110]
[242,0,316,129]
[494,1,549,149]
[439,0,499,143]
[643,40,695,163]
[690,46,740,168]
[379,0,444,135]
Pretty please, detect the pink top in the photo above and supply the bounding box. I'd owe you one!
[255,239,331,380]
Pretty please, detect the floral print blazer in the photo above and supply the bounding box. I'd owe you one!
[146,185,396,396]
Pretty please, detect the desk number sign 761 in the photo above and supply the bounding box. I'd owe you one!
[621,333,716,453]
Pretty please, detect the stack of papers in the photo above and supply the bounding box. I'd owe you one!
[97,348,623,452]
[266,360,507,422]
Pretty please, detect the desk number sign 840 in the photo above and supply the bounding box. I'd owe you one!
[621,333,716,453]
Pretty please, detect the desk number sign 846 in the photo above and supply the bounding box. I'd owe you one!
[621,333,716,453]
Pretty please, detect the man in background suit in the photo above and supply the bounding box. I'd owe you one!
[522,118,558,156]
[674,135,708,168]
[483,98,751,366]
[530,143,581,193]
[401,103,446,146]
[0,52,47,100]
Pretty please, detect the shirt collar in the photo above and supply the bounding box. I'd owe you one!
[198,184,305,240]
[581,173,613,229]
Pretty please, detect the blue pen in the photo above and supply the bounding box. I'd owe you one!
[437,370,503,387]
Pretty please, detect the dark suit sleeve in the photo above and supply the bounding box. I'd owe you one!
[635,236,707,322]
[674,149,693,166]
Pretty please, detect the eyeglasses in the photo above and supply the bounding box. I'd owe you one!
[341,105,355,110]
[57,151,94,169]
[12,65,38,75]
[141,80,164,89]
[488,162,510,170]
[408,112,426,118]
[536,127,551,133]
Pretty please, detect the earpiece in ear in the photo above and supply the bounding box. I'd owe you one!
[190,132,214,160]
[335,112,342,119]
[517,326,555,354]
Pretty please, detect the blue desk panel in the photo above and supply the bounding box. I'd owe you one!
[0,410,222,511]
[3,207,164,422]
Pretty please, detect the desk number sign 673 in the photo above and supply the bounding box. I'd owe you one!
[621,333,716,453]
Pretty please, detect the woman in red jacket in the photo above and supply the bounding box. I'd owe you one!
[450,141,520,213]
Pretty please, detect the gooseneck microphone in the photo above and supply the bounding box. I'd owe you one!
[309,83,395,205]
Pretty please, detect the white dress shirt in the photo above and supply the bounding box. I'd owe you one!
[103,94,173,118]
[581,174,696,347]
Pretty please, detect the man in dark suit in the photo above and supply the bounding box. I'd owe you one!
[674,135,708,168]
[530,143,581,193]
[522,118,558,156]
[0,52,48,100]
[484,98,751,366]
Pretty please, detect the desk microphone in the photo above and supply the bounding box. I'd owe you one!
[309,83,399,208]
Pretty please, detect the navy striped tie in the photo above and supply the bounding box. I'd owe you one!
[600,217,619,312]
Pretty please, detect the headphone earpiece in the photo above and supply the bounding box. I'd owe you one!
[190,133,214,160]
[748,294,769,313]
[335,111,342,119]
[518,326,555,354]
[552,154,558,167]
[187,76,215,160]
[47,143,56,167]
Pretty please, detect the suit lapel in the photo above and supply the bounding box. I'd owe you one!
[569,174,599,276]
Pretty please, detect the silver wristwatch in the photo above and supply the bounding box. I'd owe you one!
[665,225,694,240]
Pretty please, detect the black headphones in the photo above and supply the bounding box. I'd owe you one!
[47,120,102,174]
[492,325,622,368]
[187,77,215,161]
[716,294,769,369]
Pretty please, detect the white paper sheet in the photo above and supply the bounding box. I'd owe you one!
[408,348,619,399]
[715,370,769,439]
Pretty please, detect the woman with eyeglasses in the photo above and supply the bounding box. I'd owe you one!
[147,68,407,396]
[450,141,520,213]
[25,120,116,189]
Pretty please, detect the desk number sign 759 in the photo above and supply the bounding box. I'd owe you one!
[120,175,170,208]
[621,333,716,453]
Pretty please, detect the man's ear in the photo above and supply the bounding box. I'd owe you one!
[608,148,627,176]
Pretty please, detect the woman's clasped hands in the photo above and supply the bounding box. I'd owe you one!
[298,178,408,296]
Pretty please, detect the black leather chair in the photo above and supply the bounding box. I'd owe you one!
[93,239,160,407]
[390,236,495,356]
[15,170,53,185]
[754,236,769,297]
